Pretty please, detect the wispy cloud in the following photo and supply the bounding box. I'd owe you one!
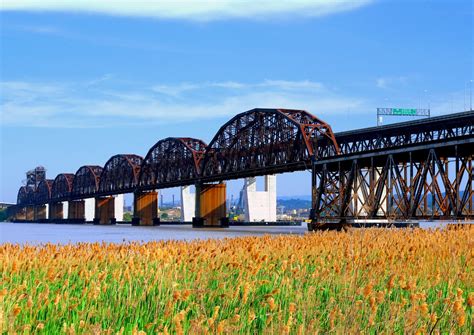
[13,24,60,34]
[376,76,408,89]
[1,0,374,21]
[85,74,114,87]
[0,78,367,128]
[151,80,325,97]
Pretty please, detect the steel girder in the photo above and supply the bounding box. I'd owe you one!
[17,186,34,205]
[36,179,53,204]
[98,154,143,195]
[139,137,207,190]
[201,108,339,180]
[311,145,473,225]
[51,174,75,202]
[332,110,473,157]
[71,165,103,198]
[15,109,472,218]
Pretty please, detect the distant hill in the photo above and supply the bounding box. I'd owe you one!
[277,195,312,201]
[277,198,312,210]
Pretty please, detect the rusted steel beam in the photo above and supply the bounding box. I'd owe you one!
[51,174,74,203]
[71,165,103,199]
[310,144,473,229]
[138,137,206,190]
[201,108,339,180]
[98,154,142,196]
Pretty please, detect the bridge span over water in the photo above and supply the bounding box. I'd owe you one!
[10,109,473,229]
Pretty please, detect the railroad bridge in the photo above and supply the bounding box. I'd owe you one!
[10,108,473,229]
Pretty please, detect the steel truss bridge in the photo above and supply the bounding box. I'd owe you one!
[12,108,473,229]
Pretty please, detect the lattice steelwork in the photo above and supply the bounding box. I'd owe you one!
[98,154,142,195]
[11,108,473,228]
[201,108,339,180]
[51,174,75,201]
[311,150,473,227]
[26,166,46,191]
[17,186,34,205]
[310,111,474,229]
[71,165,103,198]
[334,111,473,156]
[139,138,207,189]
[36,179,53,203]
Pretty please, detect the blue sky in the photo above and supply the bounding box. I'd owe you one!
[1,0,472,204]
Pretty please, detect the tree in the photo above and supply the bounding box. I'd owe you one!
[0,209,8,222]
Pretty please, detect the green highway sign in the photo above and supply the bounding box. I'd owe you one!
[392,108,417,116]
[376,107,430,126]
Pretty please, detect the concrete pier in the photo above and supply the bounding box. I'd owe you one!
[180,186,195,222]
[193,183,227,227]
[244,175,276,222]
[49,202,64,220]
[94,196,115,224]
[94,195,123,224]
[133,191,158,225]
[34,204,48,221]
[68,200,85,222]
[84,198,95,222]
[25,206,35,221]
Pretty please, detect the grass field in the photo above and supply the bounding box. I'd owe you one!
[1,227,473,334]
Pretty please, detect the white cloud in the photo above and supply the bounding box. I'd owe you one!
[0,78,367,128]
[152,82,201,97]
[151,79,325,97]
[260,79,324,91]
[1,0,373,21]
[376,76,408,89]
[86,74,114,87]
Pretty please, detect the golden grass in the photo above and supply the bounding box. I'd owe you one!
[1,227,473,334]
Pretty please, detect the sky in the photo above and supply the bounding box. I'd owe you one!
[0,0,473,204]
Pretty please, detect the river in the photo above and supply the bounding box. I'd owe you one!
[0,222,307,244]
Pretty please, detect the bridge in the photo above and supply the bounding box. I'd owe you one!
[9,108,474,229]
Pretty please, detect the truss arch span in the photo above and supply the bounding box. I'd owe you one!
[51,174,75,201]
[99,154,142,195]
[17,186,35,205]
[139,137,207,189]
[36,179,53,204]
[71,165,103,198]
[201,108,339,178]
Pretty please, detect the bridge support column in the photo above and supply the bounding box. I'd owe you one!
[68,200,85,223]
[25,206,35,221]
[62,201,69,221]
[14,207,27,221]
[180,186,195,222]
[34,205,48,222]
[133,191,159,226]
[84,198,95,222]
[243,175,277,222]
[193,182,228,227]
[94,196,115,224]
[115,194,124,222]
[49,202,64,221]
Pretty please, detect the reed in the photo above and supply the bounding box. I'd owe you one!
[1,227,472,333]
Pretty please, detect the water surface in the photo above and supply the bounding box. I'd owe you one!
[0,222,307,244]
